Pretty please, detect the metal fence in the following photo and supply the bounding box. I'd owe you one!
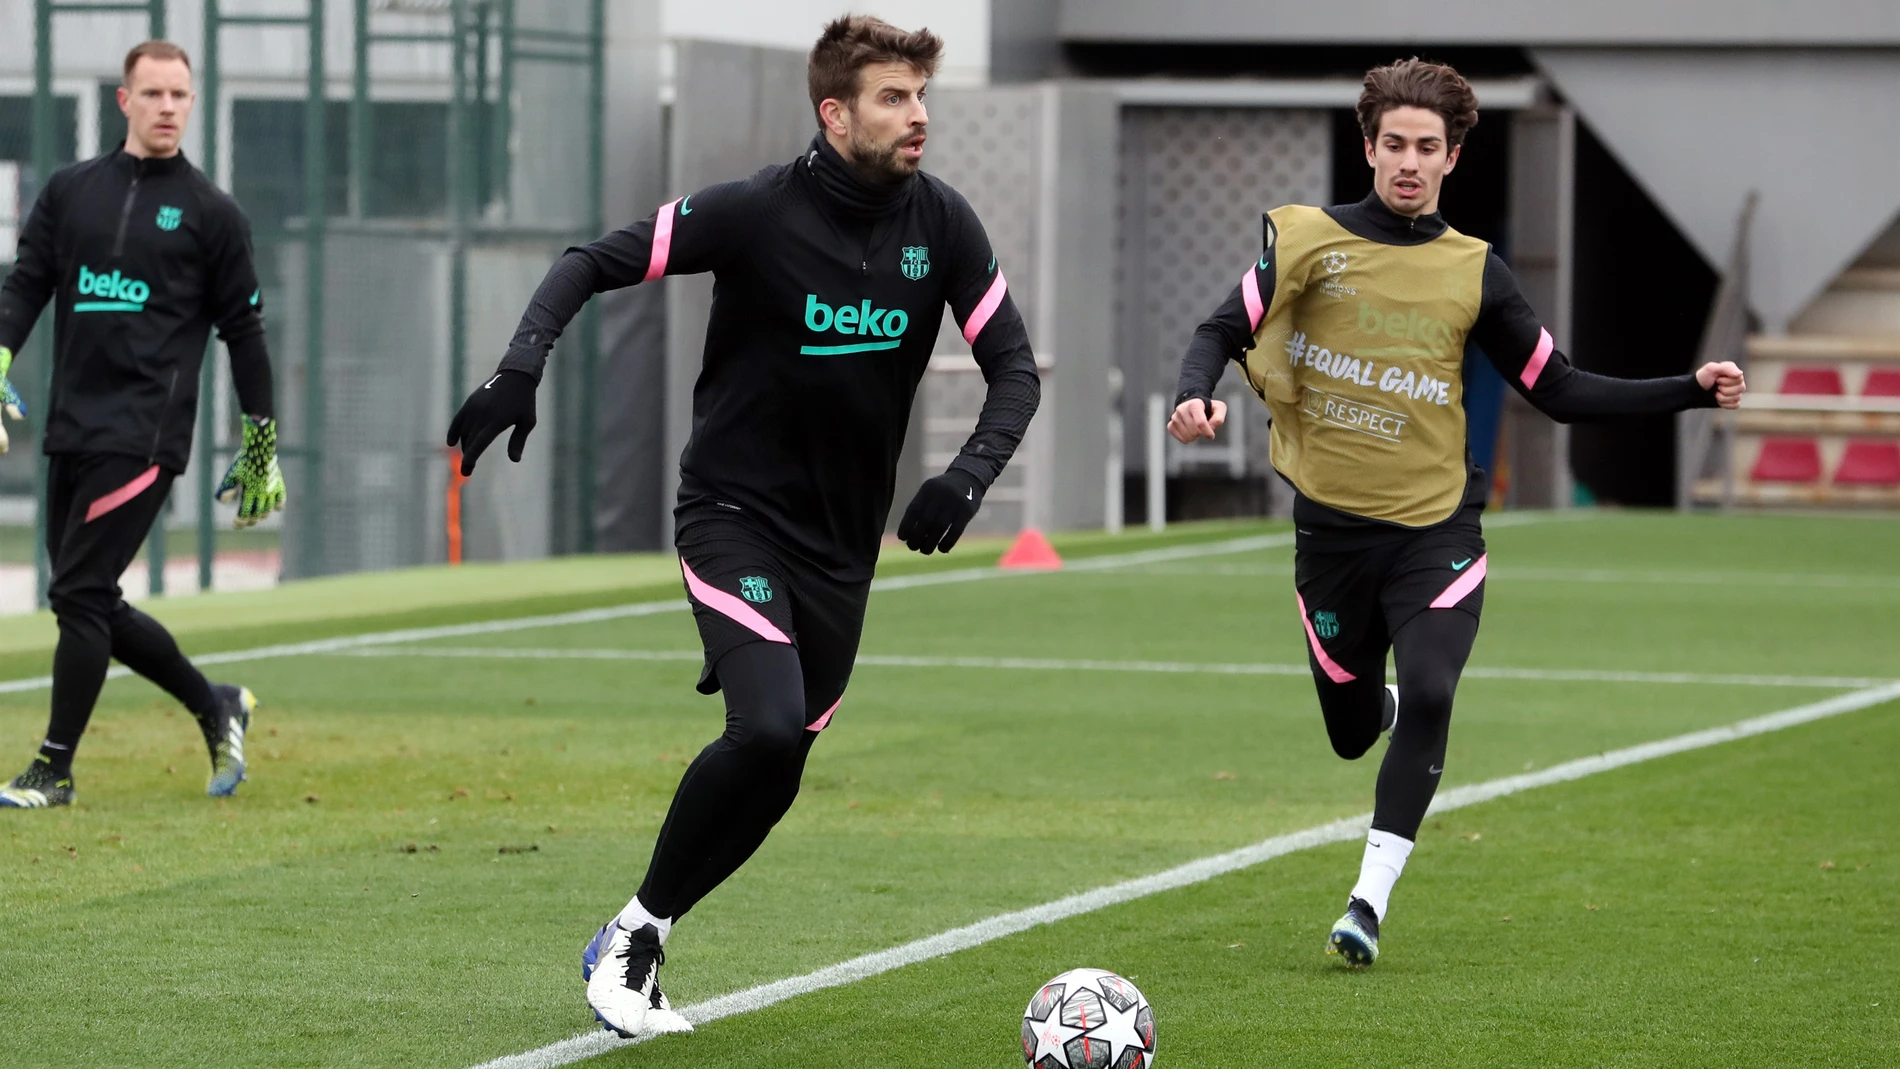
[0,0,607,604]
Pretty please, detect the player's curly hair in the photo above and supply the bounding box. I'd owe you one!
[806,14,943,125]
[1356,58,1479,147]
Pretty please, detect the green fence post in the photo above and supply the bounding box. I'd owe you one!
[495,0,515,213]
[132,0,169,596]
[350,0,370,219]
[448,0,470,433]
[197,0,222,592]
[576,0,604,554]
[302,0,327,577]
[31,0,54,610]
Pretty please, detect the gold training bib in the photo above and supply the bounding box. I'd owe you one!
[1240,206,1489,527]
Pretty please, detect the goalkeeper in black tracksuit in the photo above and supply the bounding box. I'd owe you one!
[446,16,1039,1039]
[0,42,284,809]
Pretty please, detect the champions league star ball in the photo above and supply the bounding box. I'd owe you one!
[1020,968,1157,1069]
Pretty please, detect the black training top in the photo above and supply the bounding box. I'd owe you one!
[1177,192,1714,549]
[498,135,1041,581]
[0,149,274,473]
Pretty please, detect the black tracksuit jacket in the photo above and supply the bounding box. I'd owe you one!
[498,135,1041,581]
[0,149,274,474]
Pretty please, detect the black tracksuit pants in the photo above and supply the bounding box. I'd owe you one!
[40,453,215,763]
[1294,508,1488,842]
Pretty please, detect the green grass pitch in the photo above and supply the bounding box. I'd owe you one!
[1,512,1895,1067]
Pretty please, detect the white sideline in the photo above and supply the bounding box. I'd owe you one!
[1128,561,1900,590]
[0,531,1303,697]
[467,679,1900,1069]
[338,646,1898,692]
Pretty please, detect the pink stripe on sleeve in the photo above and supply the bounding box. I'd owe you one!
[1295,592,1357,684]
[1241,266,1265,331]
[680,559,791,644]
[960,271,1008,345]
[1429,554,1488,609]
[85,465,160,523]
[807,696,842,733]
[1519,328,1555,390]
[642,199,681,282]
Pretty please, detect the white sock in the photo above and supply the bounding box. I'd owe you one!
[1348,829,1415,922]
[617,895,673,944]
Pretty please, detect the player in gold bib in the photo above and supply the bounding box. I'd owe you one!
[1171,58,1746,966]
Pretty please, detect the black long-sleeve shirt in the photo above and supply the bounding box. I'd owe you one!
[498,135,1040,580]
[1176,193,1713,544]
[0,150,274,472]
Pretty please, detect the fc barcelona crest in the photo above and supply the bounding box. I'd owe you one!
[1311,610,1340,641]
[739,576,773,604]
[900,245,930,281]
[156,205,183,231]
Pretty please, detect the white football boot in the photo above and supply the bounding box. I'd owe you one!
[582,920,690,1037]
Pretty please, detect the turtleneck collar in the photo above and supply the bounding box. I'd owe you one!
[1326,190,1448,246]
[804,133,913,219]
[113,147,190,176]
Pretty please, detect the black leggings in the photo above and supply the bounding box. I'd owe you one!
[44,455,215,757]
[636,642,815,919]
[1311,609,1479,841]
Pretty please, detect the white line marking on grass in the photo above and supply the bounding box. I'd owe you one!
[1128,562,1900,590]
[469,679,1900,1069]
[0,601,691,696]
[0,531,1306,697]
[0,516,1574,697]
[342,646,1897,691]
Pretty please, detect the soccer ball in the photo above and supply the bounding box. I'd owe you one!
[1020,967,1157,1069]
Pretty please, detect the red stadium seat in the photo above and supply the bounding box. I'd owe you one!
[1834,440,1900,486]
[1751,438,1823,483]
[1779,366,1844,395]
[1862,367,1900,397]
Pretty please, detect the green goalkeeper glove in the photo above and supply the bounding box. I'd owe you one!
[215,415,287,528]
[0,346,27,456]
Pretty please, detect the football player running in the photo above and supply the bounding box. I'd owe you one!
[1171,58,1744,966]
[447,16,1038,1036]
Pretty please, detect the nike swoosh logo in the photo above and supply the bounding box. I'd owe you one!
[1258,254,1270,270]
[1452,558,1472,571]
[965,488,974,501]
[1428,764,1443,775]
[483,375,501,389]
[679,196,692,215]
[986,255,997,274]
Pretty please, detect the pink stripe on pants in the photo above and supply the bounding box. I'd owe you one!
[85,465,160,523]
[1296,592,1357,684]
[1429,554,1488,609]
[680,559,791,644]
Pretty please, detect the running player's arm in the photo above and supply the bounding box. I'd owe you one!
[942,190,1039,490]
[204,197,274,419]
[495,179,757,384]
[1172,216,1278,440]
[0,172,64,355]
[1471,252,1736,420]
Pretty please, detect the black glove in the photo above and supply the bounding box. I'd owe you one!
[446,369,537,476]
[896,468,985,555]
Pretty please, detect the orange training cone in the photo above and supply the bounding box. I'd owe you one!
[998,528,1063,571]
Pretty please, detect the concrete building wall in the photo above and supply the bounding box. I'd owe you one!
[1056,0,1900,46]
